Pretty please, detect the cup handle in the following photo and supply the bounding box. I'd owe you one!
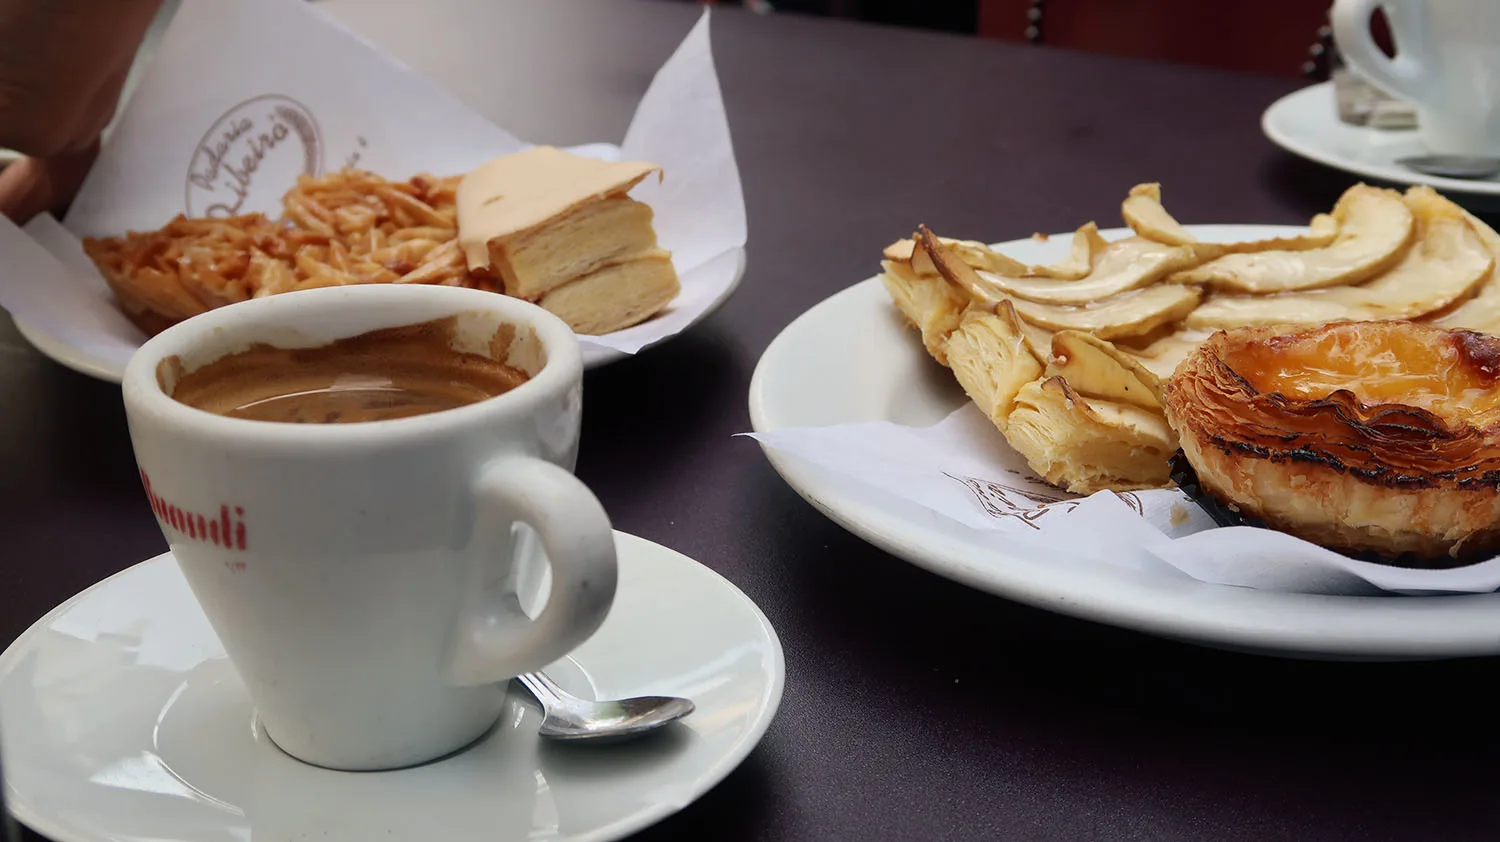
[1330,0,1433,104]
[445,454,618,687]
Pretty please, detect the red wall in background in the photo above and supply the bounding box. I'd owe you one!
[979,0,1332,78]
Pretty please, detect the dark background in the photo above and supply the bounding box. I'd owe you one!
[687,0,1338,76]
[5,1,1499,841]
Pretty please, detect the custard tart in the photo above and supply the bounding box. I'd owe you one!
[1164,321,1500,564]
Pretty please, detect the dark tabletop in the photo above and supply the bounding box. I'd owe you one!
[5,2,1499,841]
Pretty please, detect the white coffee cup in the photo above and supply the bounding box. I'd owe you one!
[121,284,618,771]
[1332,0,1500,156]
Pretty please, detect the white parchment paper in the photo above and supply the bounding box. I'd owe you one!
[0,0,745,367]
[747,404,1500,596]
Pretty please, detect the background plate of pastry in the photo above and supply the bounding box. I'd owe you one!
[11,147,748,381]
[12,247,746,380]
[750,205,1500,662]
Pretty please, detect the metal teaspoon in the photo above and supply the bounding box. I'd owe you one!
[516,670,695,743]
[1397,153,1500,180]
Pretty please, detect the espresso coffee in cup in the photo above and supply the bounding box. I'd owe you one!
[124,285,618,771]
[168,317,531,423]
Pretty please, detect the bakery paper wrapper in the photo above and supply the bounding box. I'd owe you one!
[746,404,1500,596]
[0,0,745,366]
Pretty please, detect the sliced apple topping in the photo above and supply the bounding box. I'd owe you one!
[979,237,1206,305]
[1187,189,1492,329]
[1171,184,1412,293]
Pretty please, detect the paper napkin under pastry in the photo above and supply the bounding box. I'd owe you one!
[0,0,746,366]
[747,404,1500,596]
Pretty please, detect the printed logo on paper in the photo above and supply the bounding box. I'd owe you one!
[185,94,323,218]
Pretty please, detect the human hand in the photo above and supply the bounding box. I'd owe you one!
[0,0,162,222]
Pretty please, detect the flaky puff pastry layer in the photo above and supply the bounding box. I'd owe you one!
[1164,321,1500,564]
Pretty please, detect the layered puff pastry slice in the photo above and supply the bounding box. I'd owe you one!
[456,145,680,334]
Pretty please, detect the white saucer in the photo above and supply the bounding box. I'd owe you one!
[12,246,747,381]
[1262,82,1500,198]
[749,224,1500,661]
[0,531,783,842]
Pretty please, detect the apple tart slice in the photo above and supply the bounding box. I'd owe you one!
[1164,321,1500,564]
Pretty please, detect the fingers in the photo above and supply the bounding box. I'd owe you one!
[0,142,100,223]
[0,0,162,156]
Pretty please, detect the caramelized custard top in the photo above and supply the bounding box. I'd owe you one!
[1232,321,1500,417]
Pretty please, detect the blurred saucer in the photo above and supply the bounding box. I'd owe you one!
[1263,82,1500,200]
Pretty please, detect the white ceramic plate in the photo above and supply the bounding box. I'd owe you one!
[11,319,126,382]
[13,246,746,381]
[1262,81,1500,198]
[749,224,1500,661]
[0,531,784,842]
